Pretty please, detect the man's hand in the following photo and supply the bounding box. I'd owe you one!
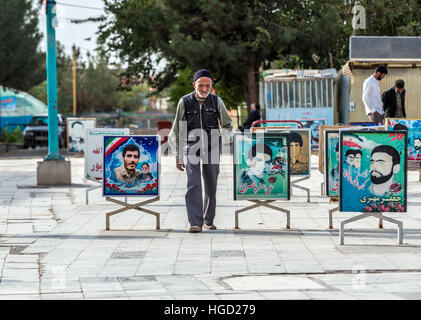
[176,159,185,171]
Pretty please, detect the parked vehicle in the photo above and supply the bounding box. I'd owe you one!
[23,114,67,149]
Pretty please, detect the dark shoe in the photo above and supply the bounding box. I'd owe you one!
[203,224,217,230]
[189,225,202,233]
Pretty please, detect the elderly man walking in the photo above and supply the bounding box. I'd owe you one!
[362,65,388,124]
[169,69,233,233]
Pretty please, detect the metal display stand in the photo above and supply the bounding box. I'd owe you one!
[234,200,291,230]
[84,178,101,204]
[291,176,310,202]
[328,197,339,229]
[327,197,384,230]
[339,212,403,245]
[105,196,160,231]
[84,178,127,205]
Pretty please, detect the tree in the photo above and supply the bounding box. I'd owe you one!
[94,0,298,108]
[0,0,44,91]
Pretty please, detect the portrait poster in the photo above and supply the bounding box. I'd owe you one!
[103,135,160,197]
[385,118,421,162]
[233,132,290,200]
[84,128,130,180]
[318,124,353,173]
[324,130,340,197]
[339,130,407,213]
[297,118,326,148]
[67,118,96,153]
[267,128,311,177]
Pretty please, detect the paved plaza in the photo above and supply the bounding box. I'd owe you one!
[1,153,421,300]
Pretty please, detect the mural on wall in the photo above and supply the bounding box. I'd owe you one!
[339,131,407,213]
[67,118,96,153]
[324,130,340,197]
[103,136,159,197]
[234,132,290,200]
[386,118,421,162]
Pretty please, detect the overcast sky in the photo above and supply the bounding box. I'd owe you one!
[38,0,106,59]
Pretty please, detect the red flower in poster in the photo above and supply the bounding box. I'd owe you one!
[268,177,277,183]
[364,206,373,212]
[389,183,401,193]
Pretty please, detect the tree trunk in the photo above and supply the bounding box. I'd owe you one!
[241,63,259,113]
[328,52,334,68]
[246,63,258,107]
[242,84,250,112]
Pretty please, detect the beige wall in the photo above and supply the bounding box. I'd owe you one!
[348,67,421,122]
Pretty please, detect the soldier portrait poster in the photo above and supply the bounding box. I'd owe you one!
[268,128,310,177]
[339,131,407,213]
[84,128,130,180]
[233,132,290,200]
[297,118,326,149]
[386,118,421,162]
[103,135,159,197]
[67,118,96,153]
[324,130,340,197]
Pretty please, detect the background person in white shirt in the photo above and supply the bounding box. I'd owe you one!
[362,65,388,124]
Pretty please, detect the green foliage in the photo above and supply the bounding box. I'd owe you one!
[118,83,150,111]
[97,0,297,107]
[356,0,421,36]
[29,43,153,116]
[270,55,304,70]
[0,0,44,91]
[2,126,23,144]
[167,67,195,110]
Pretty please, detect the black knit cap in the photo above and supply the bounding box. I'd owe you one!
[193,69,212,82]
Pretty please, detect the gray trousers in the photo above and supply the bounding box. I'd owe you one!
[184,146,220,227]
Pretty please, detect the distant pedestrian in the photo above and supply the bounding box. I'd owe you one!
[362,65,388,124]
[169,69,233,233]
[382,79,406,119]
[239,103,261,132]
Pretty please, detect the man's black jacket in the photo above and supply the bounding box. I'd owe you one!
[382,87,406,118]
[241,110,261,130]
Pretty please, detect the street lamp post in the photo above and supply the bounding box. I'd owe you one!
[37,0,70,185]
[44,0,63,161]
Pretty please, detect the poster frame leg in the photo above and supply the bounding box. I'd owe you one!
[328,206,339,229]
[234,200,290,230]
[291,176,310,202]
[339,212,403,245]
[84,179,102,205]
[105,196,160,231]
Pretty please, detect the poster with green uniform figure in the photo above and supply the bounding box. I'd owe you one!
[234,132,290,200]
[324,130,340,197]
[267,128,310,176]
[339,130,407,213]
